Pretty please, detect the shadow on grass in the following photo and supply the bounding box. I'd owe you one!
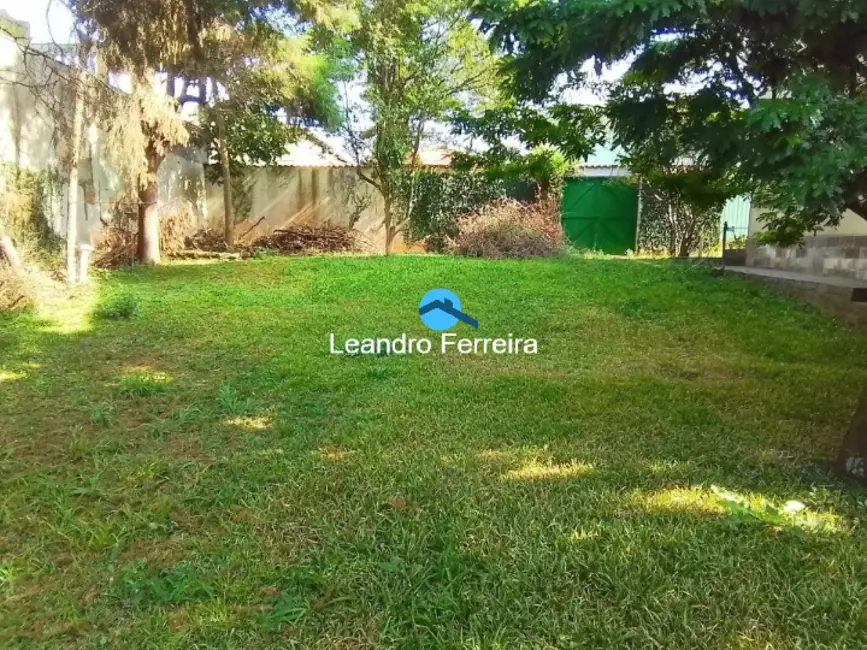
[2,257,867,647]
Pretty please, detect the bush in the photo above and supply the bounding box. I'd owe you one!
[402,171,534,252]
[637,181,725,257]
[96,292,140,320]
[0,263,36,311]
[449,198,564,259]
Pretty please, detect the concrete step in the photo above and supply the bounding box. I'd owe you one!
[726,266,867,329]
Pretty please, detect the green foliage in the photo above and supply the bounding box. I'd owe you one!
[638,180,722,256]
[401,171,519,251]
[477,0,867,244]
[95,292,140,320]
[339,0,499,249]
[199,33,350,184]
[451,101,605,193]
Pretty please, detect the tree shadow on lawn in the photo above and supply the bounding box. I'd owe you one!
[2,258,867,647]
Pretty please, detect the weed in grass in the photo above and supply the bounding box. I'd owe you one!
[0,560,16,594]
[108,561,216,607]
[88,402,115,426]
[117,371,171,397]
[215,383,260,416]
[95,292,140,320]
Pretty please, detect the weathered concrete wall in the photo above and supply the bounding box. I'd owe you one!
[0,22,208,245]
[205,166,389,249]
[747,234,867,281]
[732,269,867,329]
[747,206,867,281]
[2,19,390,251]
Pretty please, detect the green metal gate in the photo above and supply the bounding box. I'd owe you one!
[561,178,639,254]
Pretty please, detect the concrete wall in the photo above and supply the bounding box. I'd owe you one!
[747,206,867,280]
[0,22,208,246]
[205,166,389,248]
[1,20,393,251]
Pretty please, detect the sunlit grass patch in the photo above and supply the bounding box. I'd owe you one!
[314,446,352,462]
[0,369,25,383]
[224,415,272,431]
[712,485,847,533]
[503,459,595,480]
[117,370,173,397]
[2,256,867,648]
[633,486,726,515]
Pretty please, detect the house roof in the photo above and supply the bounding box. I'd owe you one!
[583,141,625,168]
[274,139,352,167]
[410,147,454,167]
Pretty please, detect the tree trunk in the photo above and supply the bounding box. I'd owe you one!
[66,62,88,283]
[137,143,162,265]
[837,386,867,480]
[383,192,394,255]
[215,109,235,250]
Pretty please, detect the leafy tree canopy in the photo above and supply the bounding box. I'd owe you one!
[451,101,605,189]
[337,0,500,251]
[476,0,867,244]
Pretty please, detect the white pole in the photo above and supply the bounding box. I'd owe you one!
[77,244,93,284]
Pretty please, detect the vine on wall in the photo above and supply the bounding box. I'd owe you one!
[402,171,533,252]
[0,163,65,266]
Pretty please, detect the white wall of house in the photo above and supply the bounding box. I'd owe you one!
[747,206,867,280]
[748,206,867,239]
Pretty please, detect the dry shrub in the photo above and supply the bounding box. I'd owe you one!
[0,262,64,312]
[0,262,35,311]
[449,198,564,259]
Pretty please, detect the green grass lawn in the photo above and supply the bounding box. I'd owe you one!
[3,255,867,648]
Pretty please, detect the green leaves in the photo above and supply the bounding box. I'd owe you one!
[451,101,605,189]
[479,0,867,243]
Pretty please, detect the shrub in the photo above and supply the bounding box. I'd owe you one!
[401,171,534,252]
[637,180,725,257]
[0,164,65,269]
[96,292,140,320]
[0,263,36,311]
[449,198,564,259]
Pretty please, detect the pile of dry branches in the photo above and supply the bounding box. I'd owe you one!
[184,229,231,252]
[248,226,360,255]
[449,199,564,259]
[93,207,193,268]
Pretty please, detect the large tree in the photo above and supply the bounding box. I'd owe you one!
[340,0,498,253]
[67,0,349,262]
[476,0,867,478]
[196,30,347,248]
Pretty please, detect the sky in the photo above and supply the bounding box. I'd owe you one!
[0,0,625,161]
[0,0,624,101]
[0,0,74,43]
